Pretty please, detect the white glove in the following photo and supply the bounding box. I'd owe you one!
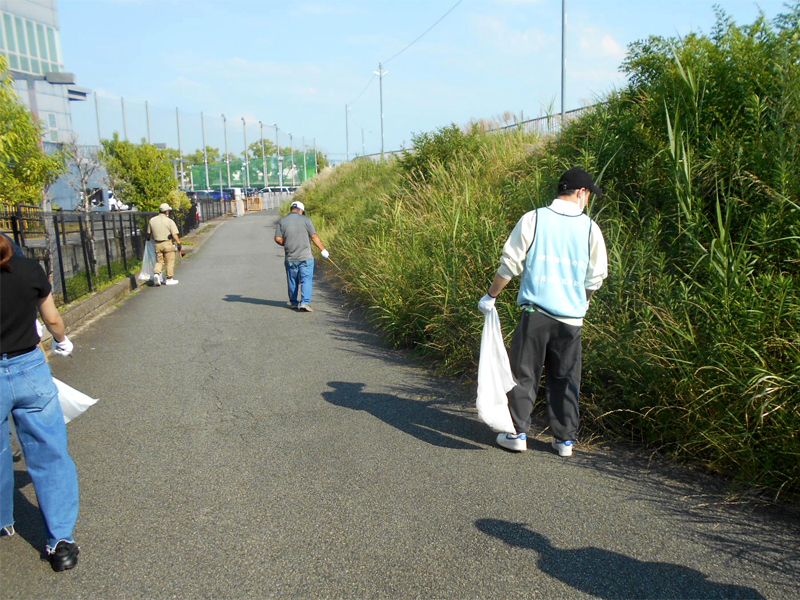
[321,249,330,259]
[52,336,74,357]
[478,294,496,315]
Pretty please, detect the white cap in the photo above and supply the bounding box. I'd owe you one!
[290,201,305,213]
[159,203,172,213]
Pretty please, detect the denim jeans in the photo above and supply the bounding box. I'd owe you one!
[285,258,315,306]
[0,347,79,550]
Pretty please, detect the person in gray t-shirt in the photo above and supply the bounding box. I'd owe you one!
[274,200,330,312]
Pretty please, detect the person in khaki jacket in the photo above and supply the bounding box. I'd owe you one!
[146,203,182,286]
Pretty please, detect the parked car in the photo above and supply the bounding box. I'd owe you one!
[209,189,233,201]
[90,189,129,211]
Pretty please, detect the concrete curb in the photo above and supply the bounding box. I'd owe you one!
[41,216,230,349]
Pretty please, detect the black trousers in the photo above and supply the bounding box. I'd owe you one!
[506,309,582,441]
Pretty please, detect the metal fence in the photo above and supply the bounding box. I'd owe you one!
[1,199,235,306]
[352,105,600,164]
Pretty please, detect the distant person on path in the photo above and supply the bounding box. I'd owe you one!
[478,168,608,455]
[146,203,182,286]
[274,200,330,312]
[0,234,81,572]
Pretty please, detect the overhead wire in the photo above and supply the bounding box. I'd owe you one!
[382,0,463,65]
[346,0,462,107]
[348,73,376,108]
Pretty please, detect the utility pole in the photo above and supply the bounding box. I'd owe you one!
[94,91,102,142]
[145,101,152,143]
[561,0,566,123]
[345,103,350,161]
[221,114,231,187]
[121,97,128,141]
[302,136,307,183]
[375,62,388,161]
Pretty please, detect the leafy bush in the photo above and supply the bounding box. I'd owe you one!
[396,124,487,182]
[304,6,800,498]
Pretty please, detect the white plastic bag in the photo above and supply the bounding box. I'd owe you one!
[137,239,157,281]
[54,378,98,424]
[476,307,517,432]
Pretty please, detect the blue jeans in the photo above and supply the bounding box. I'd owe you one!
[285,258,315,306]
[1,348,79,550]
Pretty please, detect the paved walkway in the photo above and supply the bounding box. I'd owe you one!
[3,210,799,599]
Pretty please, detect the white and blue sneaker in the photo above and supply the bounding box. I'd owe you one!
[496,432,527,452]
[551,439,574,457]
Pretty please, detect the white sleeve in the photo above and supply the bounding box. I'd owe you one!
[497,211,537,280]
[585,221,608,290]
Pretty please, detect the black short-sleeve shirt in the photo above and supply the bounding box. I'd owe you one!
[0,256,52,354]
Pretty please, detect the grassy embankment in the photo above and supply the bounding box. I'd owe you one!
[295,8,800,499]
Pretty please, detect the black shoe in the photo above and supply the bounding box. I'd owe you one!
[48,540,80,572]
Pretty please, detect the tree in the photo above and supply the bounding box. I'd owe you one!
[64,135,102,212]
[99,133,178,212]
[0,55,65,206]
[185,146,221,166]
[245,140,276,162]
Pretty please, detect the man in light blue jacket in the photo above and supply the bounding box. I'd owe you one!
[478,168,608,455]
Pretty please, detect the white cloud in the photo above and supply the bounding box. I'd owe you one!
[472,15,553,55]
[581,28,625,58]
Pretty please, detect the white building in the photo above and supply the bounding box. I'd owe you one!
[1,0,99,209]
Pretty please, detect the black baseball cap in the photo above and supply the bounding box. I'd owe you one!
[558,167,604,196]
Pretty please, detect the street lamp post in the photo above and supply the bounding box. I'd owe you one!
[201,112,210,189]
[258,121,267,189]
[221,113,231,187]
[288,133,295,187]
[242,117,250,191]
[313,138,318,175]
[302,136,307,184]
[176,107,185,189]
[272,124,282,188]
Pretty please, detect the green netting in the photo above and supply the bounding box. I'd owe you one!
[187,153,317,189]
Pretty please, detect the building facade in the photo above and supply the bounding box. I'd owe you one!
[1,0,96,209]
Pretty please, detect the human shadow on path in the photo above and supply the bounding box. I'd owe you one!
[476,518,765,600]
[322,381,486,450]
[223,294,290,308]
[7,456,48,557]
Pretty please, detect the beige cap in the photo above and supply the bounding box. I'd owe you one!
[159,203,172,213]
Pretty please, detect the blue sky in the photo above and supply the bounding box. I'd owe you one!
[60,0,791,163]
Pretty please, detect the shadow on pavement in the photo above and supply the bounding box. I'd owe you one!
[322,381,485,450]
[10,455,48,557]
[570,448,800,585]
[476,518,766,600]
[222,294,289,308]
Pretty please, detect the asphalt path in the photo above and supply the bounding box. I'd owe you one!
[3,210,799,599]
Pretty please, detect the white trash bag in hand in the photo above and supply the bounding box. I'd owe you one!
[137,239,157,281]
[476,307,517,433]
[54,378,98,424]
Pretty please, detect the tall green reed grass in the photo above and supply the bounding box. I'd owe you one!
[296,6,800,499]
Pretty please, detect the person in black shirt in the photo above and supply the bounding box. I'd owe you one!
[0,234,81,571]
